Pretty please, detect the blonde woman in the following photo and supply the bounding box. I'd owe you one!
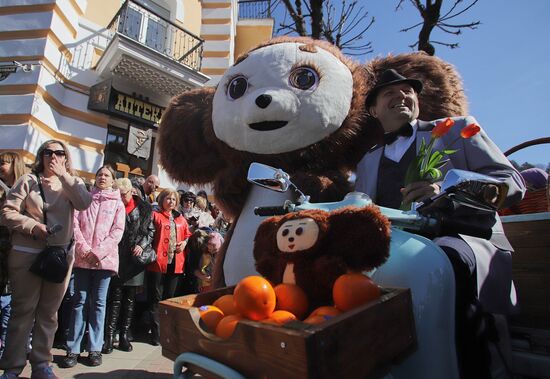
[0,152,27,202]
[0,140,91,379]
[147,189,191,345]
[0,152,28,359]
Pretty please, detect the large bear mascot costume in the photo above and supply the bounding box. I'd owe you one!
[158,36,467,287]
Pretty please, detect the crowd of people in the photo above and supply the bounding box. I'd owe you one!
[0,142,230,379]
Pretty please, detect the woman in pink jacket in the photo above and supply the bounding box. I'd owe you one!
[60,166,125,369]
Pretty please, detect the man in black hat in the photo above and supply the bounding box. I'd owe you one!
[355,69,525,378]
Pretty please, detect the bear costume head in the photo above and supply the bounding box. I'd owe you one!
[253,205,391,309]
[159,36,376,218]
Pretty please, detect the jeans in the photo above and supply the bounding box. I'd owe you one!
[55,272,75,345]
[0,295,11,359]
[66,268,112,354]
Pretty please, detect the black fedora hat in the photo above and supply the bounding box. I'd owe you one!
[366,69,423,106]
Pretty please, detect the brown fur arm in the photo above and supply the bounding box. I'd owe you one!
[212,165,250,219]
[253,216,285,283]
[291,170,352,204]
[158,88,226,184]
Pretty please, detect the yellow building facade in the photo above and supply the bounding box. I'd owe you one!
[0,0,273,183]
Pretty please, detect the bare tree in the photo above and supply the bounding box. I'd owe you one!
[396,0,480,55]
[275,0,375,55]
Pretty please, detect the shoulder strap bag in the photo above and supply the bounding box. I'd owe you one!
[28,174,71,283]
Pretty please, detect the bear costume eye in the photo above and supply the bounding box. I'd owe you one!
[295,227,303,235]
[289,67,319,90]
[282,229,289,237]
[227,76,248,100]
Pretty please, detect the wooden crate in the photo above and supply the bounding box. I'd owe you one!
[159,287,415,379]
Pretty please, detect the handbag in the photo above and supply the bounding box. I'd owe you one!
[29,245,69,283]
[133,245,156,265]
[28,174,70,283]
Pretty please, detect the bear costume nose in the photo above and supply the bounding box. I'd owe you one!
[255,94,272,109]
[288,237,294,242]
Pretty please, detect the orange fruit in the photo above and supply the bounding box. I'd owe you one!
[262,310,297,325]
[309,306,342,318]
[303,314,334,325]
[333,273,380,312]
[274,283,309,320]
[213,294,238,316]
[215,314,244,339]
[198,305,224,333]
[233,276,276,321]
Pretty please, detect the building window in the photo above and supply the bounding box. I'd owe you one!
[104,124,154,179]
[120,0,171,55]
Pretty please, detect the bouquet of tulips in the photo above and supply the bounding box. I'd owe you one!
[401,118,481,209]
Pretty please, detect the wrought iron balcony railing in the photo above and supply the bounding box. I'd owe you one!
[107,0,204,71]
[238,0,272,19]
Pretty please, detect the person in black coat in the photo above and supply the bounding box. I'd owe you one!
[103,178,155,354]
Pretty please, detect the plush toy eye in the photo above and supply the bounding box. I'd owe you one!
[282,229,289,237]
[289,67,319,90]
[295,227,303,236]
[227,76,248,100]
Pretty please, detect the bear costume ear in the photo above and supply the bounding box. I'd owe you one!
[253,215,285,282]
[365,52,468,120]
[326,205,391,271]
[158,87,225,184]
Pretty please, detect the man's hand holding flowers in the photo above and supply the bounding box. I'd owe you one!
[400,118,481,209]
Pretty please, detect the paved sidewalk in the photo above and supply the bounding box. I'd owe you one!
[19,343,173,379]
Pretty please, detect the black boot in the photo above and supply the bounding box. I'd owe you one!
[102,285,122,354]
[119,287,136,352]
[150,302,160,346]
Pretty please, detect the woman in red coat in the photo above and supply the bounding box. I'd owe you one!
[146,189,191,345]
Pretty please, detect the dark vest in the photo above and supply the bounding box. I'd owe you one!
[376,142,416,208]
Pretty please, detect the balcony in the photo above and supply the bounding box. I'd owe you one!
[95,0,209,97]
[238,0,272,19]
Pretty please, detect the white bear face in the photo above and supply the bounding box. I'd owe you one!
[276,217,320,253]
[212,42,354,154]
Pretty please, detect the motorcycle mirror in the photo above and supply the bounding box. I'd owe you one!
[439,169,509,211]
[247,163,290,192]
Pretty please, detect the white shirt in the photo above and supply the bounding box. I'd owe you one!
[384,119,418,162]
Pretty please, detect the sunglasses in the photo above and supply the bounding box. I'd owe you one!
[43,149,66,158]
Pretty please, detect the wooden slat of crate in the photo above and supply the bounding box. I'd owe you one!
[503,218,550,329]
[307,289,416,378]
[160,287,415,379]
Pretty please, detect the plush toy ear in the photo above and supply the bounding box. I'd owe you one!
[327,205,391,271]
[365,52,468,120]
[158,87,225,184]
[253,215,284,282]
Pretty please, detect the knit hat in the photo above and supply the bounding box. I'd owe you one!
[207,232,224,250]
[520,168,548,190]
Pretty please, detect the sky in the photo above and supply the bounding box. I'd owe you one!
[273,0,550,166]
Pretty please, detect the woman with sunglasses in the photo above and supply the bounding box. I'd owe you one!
[0,140,91,379]
[61,165,125,369]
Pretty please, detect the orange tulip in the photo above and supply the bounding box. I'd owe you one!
[431,118,455,138]
[460,123,480,139]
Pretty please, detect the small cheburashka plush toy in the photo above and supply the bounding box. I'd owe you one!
[253,206,391,309]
